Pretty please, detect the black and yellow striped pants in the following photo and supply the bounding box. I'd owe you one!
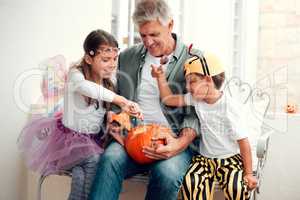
[180,154,251,200]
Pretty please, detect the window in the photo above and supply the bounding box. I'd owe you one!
[111,0,184,49]
[111,0,259,82]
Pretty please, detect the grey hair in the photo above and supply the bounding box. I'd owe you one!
[132,0,172,27]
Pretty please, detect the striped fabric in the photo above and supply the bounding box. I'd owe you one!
[181,154,250,200]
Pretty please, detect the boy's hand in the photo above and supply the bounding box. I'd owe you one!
[243,174,258,190]
[151,64,165,79]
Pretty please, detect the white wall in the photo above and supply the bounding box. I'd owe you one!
[181,0,259,84]
[0,0,111,199]
[259,114,300,200]
[257,0,300,110]
[181,0,234,74]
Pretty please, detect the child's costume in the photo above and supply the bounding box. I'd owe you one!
[180,51,251,200]
[18,68,116,199]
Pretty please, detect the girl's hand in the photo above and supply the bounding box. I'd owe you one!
[122,101,144,120]
[114,96,143,120]
[151,64,165,79]
[243,174,258,190]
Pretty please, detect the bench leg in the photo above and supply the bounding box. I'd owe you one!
[37,175,47,200]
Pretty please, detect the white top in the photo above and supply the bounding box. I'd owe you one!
[137,53,172,126]
[184,92,248,158]
[62,69,115,133]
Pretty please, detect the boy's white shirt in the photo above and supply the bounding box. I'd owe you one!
[184,92,248,159]
[62,69,116,134]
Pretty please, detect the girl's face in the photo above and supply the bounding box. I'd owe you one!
[185,73,213,101]
[89,45,119,79]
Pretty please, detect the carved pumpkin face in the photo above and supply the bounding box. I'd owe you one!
[286,104,297,113]
[124,124,171,164]
[110,112,131,130]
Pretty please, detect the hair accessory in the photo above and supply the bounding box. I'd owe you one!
[89,50,95,56]
[98,46,120,54]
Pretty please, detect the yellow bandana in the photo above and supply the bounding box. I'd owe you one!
[184,52,224,76]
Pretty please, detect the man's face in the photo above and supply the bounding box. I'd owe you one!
[138,20,173,57]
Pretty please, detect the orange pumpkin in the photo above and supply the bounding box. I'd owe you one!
[286,103,297,113]
[110,112,173,164]
[124,124,172,164]
[110,112,131,130]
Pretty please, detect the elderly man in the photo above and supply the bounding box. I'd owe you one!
[89,1,201,199]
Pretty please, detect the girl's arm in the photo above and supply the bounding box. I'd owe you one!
[151,65,186,107]
[112,96,143,119]
[69,70,142,118]
[238,138,257,190]
[70,69,116,102]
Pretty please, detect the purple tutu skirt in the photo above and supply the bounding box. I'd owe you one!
[18,115,104,175]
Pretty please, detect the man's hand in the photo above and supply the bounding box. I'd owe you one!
[142,130,181,160]
[142,127,196,160]
[143,128,196,160]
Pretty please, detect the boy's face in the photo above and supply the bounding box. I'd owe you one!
[185,73,212,101]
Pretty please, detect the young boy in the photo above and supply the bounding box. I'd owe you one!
[151,51,257,200]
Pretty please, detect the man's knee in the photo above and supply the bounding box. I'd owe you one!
[151,151,192,186]
[100,142,127,164]
[151,161,185,187]
[97,142,131,177]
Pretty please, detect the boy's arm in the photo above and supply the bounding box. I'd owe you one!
[151,65,186,107]
[238,138,253,174]
[238,138,258,190]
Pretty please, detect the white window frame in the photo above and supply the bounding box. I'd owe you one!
[111,0,260,84]
[233,0,260,84]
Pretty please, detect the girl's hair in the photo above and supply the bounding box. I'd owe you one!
[72,29,118,110]
[132,0,172,27]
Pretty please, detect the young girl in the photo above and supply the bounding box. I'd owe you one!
[18,29,142,200]
[151,49,257,200]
